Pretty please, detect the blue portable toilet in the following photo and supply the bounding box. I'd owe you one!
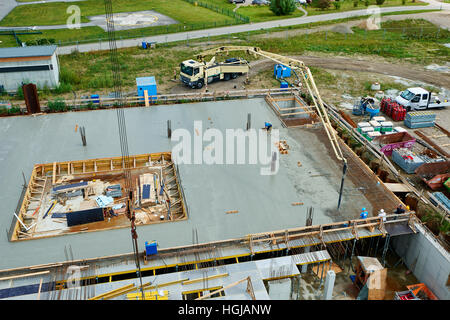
[274,64,291,79]
[141,41,147,49]
[145,241,158,256]
[136,76,157,101]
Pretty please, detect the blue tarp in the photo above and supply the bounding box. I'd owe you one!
[142,184,151,199]
[52,181,88,192]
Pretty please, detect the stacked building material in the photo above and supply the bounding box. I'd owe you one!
[394,126,407,133]
[392,105,406,121]
[106,184,122,198]
[96,195,114,207]
[392,148,425,174]
[432,192,450,211]
[404,111,436,129]
[380,98,391,114]
[357,122,371,133]
[369,120,381,131]
[361,126,374,139]
[382,99,400,118]
[380,121,393,133]
[372,116,386,123]
[367,131,381,141]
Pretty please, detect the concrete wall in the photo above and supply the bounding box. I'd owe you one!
[392,224,450,300]
[0,54,59,92]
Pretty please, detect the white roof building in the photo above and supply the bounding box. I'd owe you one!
[0,45,59,92]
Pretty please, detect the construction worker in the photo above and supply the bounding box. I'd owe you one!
[378,208,386,222]
[395,204,406,215]
[264,122,273,132]
[360,207,368,219]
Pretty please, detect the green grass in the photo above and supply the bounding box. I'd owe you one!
[204,0,426,21]
[0,0,233,26]
[33,18,446,98]
[237,5,305,22]
[306,0,427,16]
[6,19,238,48]
[4,0,429,27]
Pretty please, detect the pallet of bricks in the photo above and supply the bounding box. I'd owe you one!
[404,111,436,129]
[380,98,406,121]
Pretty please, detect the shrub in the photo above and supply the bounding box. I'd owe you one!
[317,0,331,9]
[16,86,24,99]
[53,82,73,94]
[333,1,341,9]
[48,98,68,112]
[376,0,385,4]
[269,0,297,15]
[8,107,21,114]
[60,67,81,85]
[353,0,358,7]
[364,0,369,6]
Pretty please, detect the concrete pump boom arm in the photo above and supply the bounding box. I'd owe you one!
[196,46,346,164]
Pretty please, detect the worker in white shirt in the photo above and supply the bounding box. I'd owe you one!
[378,208,386,222]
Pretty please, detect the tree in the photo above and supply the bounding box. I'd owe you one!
[317,0,331,10]
[269,0,297,16]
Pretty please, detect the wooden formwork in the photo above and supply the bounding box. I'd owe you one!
[265,93,318,128]
[10,152,187,242]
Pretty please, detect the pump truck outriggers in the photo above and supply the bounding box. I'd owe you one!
[179,56,249,89]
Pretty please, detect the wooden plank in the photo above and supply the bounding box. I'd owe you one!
[88,283,135,300]
[52,162,56,185]
[280,111,312,116]
[383,183,411,193]
[0,270,50,281]
[144,90,149,107]
[182,273,229,285]
[37,278,43,300]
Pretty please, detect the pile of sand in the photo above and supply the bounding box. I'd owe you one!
[357,19,381,31]
[331,24,354,34]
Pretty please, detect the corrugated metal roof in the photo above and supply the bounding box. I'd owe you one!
[0,45,57,59]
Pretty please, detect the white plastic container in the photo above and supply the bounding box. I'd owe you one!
[394,126,407,133]
[372,116,386,122]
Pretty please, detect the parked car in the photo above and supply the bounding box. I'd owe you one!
[229,0,246,3]
[252,0,269,4]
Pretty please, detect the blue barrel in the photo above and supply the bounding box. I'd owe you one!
[90,94,100,104]
[280,81,289,89]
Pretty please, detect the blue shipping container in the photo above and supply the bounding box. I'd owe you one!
[136,76,157,101]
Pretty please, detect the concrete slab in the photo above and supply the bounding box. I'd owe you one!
[88,11,178,31]
[0,98,397,270]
